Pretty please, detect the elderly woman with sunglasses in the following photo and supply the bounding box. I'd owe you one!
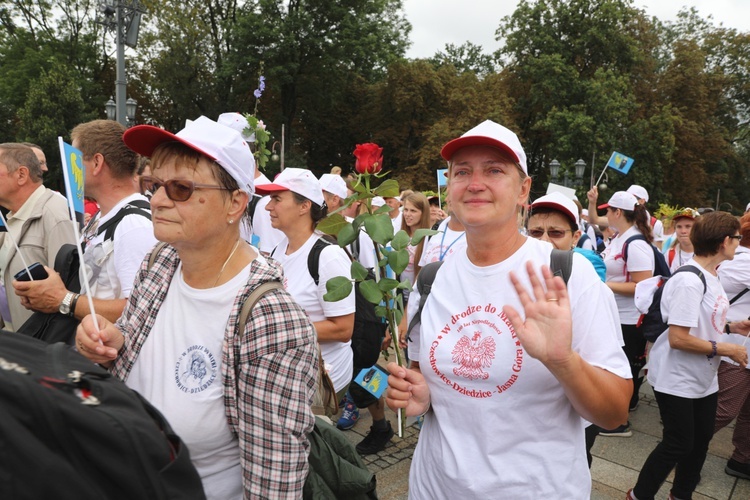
[627,212,750,500]
[75,117,318,499]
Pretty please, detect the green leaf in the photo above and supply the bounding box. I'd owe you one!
[337,222,358,247]
[317,213,348,236]
[377,278,401,292]
[397,280,412,290]
[387,248,410,275]
[392,308,403,326]
[374,305,388,318]
[378,257,388,268]
[411,228,439,246]
[364,214,394,245]
[359,279,384,304]
[390,230,410,250]
[323,276,353,302]
[351,260,370,281]
[351,177,366,193]
[373,179,400,198]
[373,205,392,216]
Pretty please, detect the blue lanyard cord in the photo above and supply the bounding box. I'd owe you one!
[438,229,466,261]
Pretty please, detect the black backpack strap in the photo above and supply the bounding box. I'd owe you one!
[97,199,152,242]
[247,194,263,220]
[550,249,574,285]
[575,233,589,249]
[406,261,444,336]
[622,234,647,263]
[673,265,707,294]
[730,288,749,305]
[307,238,332,286]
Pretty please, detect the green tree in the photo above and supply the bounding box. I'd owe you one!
[429,42,496,77]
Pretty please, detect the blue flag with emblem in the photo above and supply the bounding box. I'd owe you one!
[58,138,85,229]
[606,151,634,175]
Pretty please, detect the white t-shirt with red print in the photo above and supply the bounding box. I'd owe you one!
[649,259,728,397]
[603,226,655,324]
[407,238,631,499]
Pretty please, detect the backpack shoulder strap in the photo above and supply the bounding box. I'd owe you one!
[406,260,444,336]
[98,199,152,242]
[730,288,750,305]
[307,238,332,286]
[622,234,647,262]
[550,249,574,285]
[247,194,262,221]
[673,265,707,294]
[576,233,589,249]
[238,282,284,335]
[147,242,169,271]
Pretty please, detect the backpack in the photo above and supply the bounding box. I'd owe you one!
[622,234,671,279]
[634,265,706,342]
[0,331,206,500]
[307,238,388,370]
[407,249,574,337]
[577,226,606,255]
[16,200,152,346]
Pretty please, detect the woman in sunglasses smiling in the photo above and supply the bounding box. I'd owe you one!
[75,116,318,499]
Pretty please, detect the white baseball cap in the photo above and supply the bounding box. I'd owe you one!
[371,196,386,207]
[531,192,580,230]
[319,173,348,199]
[598,191,639,211]
[217,112,253,142]
[440,120,528,174]
[254,168,325,207]
[123,116,255,195]
[627,185,649,202]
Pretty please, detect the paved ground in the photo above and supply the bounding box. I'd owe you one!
[338,376,750,499]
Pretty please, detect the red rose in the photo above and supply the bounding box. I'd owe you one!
[353,143,384,174]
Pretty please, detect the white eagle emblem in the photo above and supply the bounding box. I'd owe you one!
[452,332,496,380]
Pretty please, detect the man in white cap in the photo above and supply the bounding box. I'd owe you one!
[386,119,631,497]
[15,120,156,324]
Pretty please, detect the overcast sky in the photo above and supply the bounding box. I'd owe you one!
[403,0,750,59]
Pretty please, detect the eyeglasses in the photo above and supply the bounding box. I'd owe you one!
[527,228,572,239]
[140,175,230,202]
[729,235,743,241]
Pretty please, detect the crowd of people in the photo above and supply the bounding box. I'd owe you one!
[1,114,748,499]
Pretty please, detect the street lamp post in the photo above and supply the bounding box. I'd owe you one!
[98,0,143,126]
[549,159,586,188]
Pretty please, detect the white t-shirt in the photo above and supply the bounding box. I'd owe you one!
[81,194,157,299]
[391,214,402,235]
[273,234,355,392]
[718,246,750,369]
[603,226,654,324]
[418,217,467,266]
[668,245,694,274]
[252,196,285,254]
[345,216,377,271]
[648,260,727,397]
[652,217,664,244]
[407,238,631,499]
[127,261,254,500]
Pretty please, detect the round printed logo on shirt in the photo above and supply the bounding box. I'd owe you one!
[175,345,218,394]
[429,303,523,399]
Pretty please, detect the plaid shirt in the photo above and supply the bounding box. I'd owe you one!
[111,244,317,499]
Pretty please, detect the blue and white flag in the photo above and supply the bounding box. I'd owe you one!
[437,168,448,188]
[58,138,85,228]
[606,151,634,175]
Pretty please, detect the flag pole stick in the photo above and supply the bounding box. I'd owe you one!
[0,212,33,279]
[58,138,100,334]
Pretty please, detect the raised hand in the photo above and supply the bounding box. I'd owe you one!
[502,261,574,367]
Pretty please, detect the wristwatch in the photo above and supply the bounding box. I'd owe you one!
[59,292,76,317]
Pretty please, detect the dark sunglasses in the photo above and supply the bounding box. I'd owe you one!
[729,234,743,241]
[527,228,572,239]
[140,175,230,202]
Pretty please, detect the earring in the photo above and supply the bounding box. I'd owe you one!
[228,219,234,224]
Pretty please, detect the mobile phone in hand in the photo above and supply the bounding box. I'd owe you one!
[14,262,49,282]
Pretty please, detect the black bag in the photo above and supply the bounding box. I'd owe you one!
[15,243,82,345]
[0,332,206,500]
[307,238,388,369]
[623,234,672,278]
